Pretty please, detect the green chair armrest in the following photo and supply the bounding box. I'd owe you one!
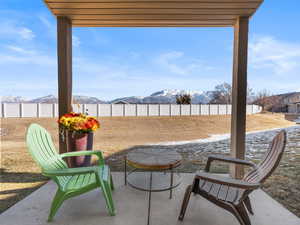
[60,150,105,166]
[42,166,97,177]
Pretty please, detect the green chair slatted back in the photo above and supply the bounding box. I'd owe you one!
[26,123,69,184]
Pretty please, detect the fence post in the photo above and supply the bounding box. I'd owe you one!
[169,104,172,116]
[252,104,254,114]
[110,104,113,117]
[135,104,138,116]
[199,104,201,115]
[147,104,149,116]
[19,103,23,118]
[2,103,6,118]
[123,104,125,116]
[97,104,100,117]
[52,104,55,118]
[158,104,161,116]
[82,104,86,114]
[208,104,211,115]
[37,103,40,118]
[180,104,182,116]
[217,104,220,115]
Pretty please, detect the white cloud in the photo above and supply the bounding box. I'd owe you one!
[249,35,300,74]
[156,51,213,75]
[0,20,35,41]
[72,35,80,47]
[6,45,36,55]
[0,45,55,66]
[18,27,35,40]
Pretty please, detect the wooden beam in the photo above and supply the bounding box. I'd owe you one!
[57,16,72,154]
[230,16,249,179]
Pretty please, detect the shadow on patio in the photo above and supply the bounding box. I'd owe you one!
[1,172,299,225]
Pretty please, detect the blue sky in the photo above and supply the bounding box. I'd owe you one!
[0,0,300,100]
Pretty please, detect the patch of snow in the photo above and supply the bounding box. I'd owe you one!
[147,126,297,146]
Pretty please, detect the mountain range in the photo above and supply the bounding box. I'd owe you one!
[1,90,213,104]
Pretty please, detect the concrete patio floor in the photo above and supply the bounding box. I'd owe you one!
[1,172,299,225]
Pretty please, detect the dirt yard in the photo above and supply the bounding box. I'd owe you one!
[0,114,295,213]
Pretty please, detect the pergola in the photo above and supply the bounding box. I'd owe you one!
[44,0,264,178]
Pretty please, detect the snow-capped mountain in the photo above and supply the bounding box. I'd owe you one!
[1,89,213,104]
[29,95,57,103]
[110,89,213,104]
[1,96,27,103]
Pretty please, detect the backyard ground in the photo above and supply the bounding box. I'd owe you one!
[1,113,298,216]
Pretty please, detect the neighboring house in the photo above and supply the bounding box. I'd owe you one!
[283,92,300,113]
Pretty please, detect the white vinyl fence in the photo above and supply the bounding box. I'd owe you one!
[1,103,262,118]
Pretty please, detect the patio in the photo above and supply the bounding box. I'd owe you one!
[1,172,299,225]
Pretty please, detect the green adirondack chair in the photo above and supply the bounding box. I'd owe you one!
[26,123,115,222]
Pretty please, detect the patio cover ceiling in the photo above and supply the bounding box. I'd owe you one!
[44,0,263,27]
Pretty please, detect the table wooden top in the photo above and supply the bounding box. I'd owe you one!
[126,148,182,170]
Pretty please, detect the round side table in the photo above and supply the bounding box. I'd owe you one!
[124,148,182,225]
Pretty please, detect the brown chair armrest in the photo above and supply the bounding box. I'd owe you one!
[205,154,256,172]
[196,171,260,190]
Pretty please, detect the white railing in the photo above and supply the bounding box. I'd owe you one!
[0,103,262,118]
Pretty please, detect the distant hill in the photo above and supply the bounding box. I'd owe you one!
[1,95,105,104]
[3,90,298,105]
[1,96,27,103]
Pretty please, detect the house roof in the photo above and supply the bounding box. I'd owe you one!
[43,0,264,27]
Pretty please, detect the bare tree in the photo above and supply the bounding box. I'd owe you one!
[253,89,275,111]
[210,82,255,104]
[176,94,191,104]
[209,82,232,104]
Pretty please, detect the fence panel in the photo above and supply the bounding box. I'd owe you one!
[148,104,159,116]
[159,104,170,116]
[227,105,232,115]
[200,104,209,115]
[22,104,38,117]
[39,104,52,117]
[191,104,200,115]
[4,103,21,117]
[85,104,98,116]
[137,104,148,116]
[124,104,136,116]
[209,104,218,115]
[112,104,124,116]
[246,105,253,114]
[72,104,83,113]
[181,105,191,116]
[1,103,261,118]
[170,104,180,116]
[99,104,111,117]
[218,104,227,115]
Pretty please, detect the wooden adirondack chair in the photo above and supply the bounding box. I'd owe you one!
[26,123,115,222]
[179,130,287,225]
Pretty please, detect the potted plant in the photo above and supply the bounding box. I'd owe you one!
[58,112,100,167]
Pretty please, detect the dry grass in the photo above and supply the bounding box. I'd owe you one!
[0,113,294,213]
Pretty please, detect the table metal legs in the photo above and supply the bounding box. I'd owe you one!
[147,172,153,225]
[124,156,127,185]
[169,167,173,199]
